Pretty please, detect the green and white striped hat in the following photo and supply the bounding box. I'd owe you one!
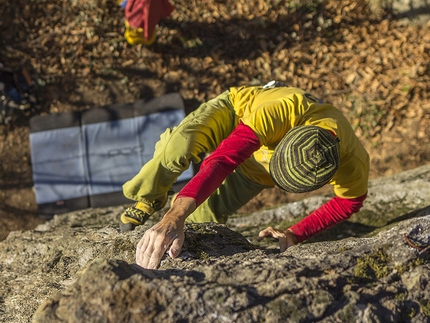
[270,125,340,193]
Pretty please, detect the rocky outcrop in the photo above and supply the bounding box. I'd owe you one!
[1,164,430,323]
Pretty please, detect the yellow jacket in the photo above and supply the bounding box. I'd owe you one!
[229,86,369,198]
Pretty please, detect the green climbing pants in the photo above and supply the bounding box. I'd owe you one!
[122,91,270,223]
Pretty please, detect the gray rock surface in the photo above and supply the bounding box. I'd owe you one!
[1,164,430,323]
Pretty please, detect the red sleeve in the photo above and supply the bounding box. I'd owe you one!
[288,193,367,243]
[176,123,260,206]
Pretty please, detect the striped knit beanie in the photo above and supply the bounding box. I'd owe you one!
[270,126,340,193]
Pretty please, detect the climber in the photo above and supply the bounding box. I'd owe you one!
[119,0,174,45]
[120,82,370,269]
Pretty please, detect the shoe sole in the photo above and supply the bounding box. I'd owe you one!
[119,221,137,232]
[119,211,152,232]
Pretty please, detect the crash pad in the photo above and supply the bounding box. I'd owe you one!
[29,93,193,217]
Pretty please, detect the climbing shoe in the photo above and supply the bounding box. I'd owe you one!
[119,195,168,232]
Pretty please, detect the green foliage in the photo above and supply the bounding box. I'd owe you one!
[420,299,430,317]
[395,292,407,301]
[401,84,411,92]
[337,245,352,252]
[352,247,391,283]
[180,37,203,49]
[395,257,428,275]
[198,250,210,260]
[401,306,416,320]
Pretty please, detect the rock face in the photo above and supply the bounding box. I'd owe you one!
[1,165,430,323]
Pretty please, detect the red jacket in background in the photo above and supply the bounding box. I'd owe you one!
[125,0,174,40]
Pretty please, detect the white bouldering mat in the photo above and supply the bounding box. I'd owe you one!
[29,93,192,217]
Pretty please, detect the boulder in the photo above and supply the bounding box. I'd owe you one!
[1,164,430,322]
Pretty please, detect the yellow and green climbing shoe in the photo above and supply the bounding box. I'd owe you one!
[119,195,168,232]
